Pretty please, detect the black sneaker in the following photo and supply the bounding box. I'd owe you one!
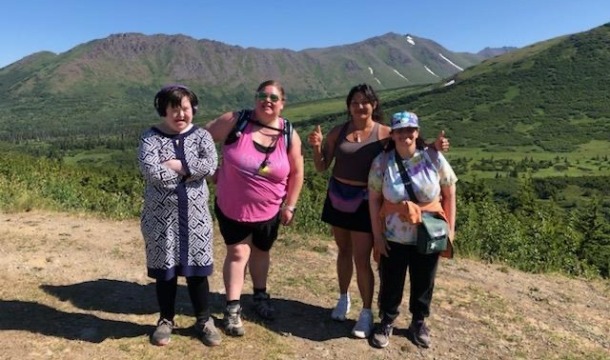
[151,318,173,346]
[252,292,275,320]
[371,321,393,348]
[408,320,431,348]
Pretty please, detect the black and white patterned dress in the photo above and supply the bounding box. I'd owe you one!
[138,125,218,280]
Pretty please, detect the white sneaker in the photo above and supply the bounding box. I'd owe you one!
[330,295,350,321]
[352,309,373,338]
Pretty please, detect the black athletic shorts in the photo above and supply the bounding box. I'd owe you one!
[214,200,281,252]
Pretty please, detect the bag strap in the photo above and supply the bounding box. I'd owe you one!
[224,109,292,152]
[422,147,439,173]
[224,109,251,146]
[394,151,418,202]
[283,118,293,151]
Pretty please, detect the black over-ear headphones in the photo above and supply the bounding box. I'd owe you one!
[154,84,199,117]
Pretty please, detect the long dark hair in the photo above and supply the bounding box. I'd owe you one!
[345,83,384,123]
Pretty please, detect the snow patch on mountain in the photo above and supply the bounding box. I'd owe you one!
[438,53,464,71]
[392,68,408,81]
[424,66,439,77]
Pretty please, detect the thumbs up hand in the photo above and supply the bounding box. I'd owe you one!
[307,124,324,148]
[434,130,450,152]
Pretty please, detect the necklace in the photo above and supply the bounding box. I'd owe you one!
[351,123,373,143]
[257,136,278,176]
[250,119,283,132]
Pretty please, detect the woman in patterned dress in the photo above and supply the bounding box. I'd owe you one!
[138,84,220,347]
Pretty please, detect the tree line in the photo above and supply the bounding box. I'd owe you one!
[0,150,608,278]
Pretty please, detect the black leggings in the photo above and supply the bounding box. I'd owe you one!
[377,242,440,323]
[156,276,210,322]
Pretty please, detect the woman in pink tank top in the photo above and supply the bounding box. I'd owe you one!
[205,80,304,337]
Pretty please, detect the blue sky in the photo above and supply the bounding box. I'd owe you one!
[1,0,608,68]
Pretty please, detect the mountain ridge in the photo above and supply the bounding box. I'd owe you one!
[0,31,509,138]
[0,32,500,98]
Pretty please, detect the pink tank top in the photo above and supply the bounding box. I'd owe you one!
[216,121,290,222]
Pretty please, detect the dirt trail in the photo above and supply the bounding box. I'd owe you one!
[0,210,608,360]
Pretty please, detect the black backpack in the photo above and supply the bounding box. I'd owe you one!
[224,109,293,151]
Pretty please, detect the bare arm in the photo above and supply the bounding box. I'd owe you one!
[281,130,305,226]
[308,124,341,172]
[204,111,238,143]
[369,188,389,260]
[440,184,457,239]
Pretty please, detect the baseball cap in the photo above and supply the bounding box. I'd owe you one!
[390,111,419,130]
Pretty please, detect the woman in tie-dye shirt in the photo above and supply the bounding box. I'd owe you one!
[368,111,457,350]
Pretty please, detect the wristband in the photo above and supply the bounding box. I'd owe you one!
[283,205,296,213]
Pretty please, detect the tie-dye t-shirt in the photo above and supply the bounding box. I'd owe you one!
[368,148,457,245]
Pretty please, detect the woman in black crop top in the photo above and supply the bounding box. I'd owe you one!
[307,83,449,339]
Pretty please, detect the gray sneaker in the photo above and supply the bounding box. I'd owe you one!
[151,318,173,346]
[371,321,393,348]
[195,317,222,346]
[252,292,275,320]
[330,295,350,321]
[223,304,245,337]
[408,320,431,348]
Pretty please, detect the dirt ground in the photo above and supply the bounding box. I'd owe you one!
[0,210,608,360]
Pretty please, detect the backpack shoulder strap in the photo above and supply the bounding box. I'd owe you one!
[283,118,293,152]
[224,109,252,146]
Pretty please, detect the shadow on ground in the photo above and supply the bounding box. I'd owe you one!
[41,279,164,315]
[0,299,149,343]
[33,279,353,342]
[238,294,356,341]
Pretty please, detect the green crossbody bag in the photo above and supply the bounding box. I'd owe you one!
[417,212,449,254]
[394,151,448,255]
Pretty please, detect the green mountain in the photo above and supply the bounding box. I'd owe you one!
[0,32,493,141]
[383,23,610,152]
[296,23,610,153]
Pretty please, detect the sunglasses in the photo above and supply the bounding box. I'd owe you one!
[256,91,281,103]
